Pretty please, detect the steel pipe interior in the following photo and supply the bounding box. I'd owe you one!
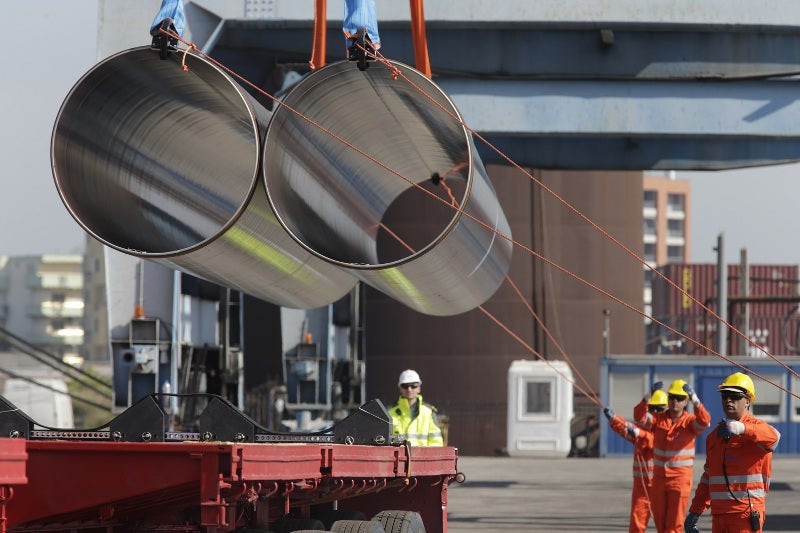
[263,60,513,316]
[51,47,356,308]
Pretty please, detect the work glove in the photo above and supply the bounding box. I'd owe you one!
[650,381,663,394]
[683,383,700,405]
[625,426,638,440]
[716,419,730,440]
[717,418,745,440]
[684,512,700,533]
[603,407,614,420]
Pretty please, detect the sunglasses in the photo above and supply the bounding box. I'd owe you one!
[400,383,420,389]
[668,394,687,402]
[649,405,667,413]
[721,391,747,401]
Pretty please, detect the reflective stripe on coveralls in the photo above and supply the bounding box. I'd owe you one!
[689,411,780,530]
[635,398,711,533]
[610,414,655,533]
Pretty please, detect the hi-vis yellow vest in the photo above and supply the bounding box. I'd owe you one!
[390,395,444,446]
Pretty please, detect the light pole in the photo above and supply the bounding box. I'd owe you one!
[602,308,611,356]
[715,233,727,356]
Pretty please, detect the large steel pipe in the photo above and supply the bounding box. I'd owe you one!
[51,47,356,308]
[263,61,513,316]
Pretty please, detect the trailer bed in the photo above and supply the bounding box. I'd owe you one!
[0,439,458,532]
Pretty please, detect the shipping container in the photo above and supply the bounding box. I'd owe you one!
[648,264,800,355]
[647,314,800,357]
[652,264,799,319]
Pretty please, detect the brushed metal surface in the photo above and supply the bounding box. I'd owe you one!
[262,60,513,316]
[51,47,356,308]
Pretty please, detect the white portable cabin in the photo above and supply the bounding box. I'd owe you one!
[507,360,573,457]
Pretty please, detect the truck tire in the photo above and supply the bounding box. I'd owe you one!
[371,510,425,533]
[331,519,386,533]
[273,517,326,532]
[314,509,368,529]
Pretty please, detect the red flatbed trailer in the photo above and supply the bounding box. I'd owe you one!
[0,438,457,532]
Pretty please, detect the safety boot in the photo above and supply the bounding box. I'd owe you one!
[150,18,179,60]
[347,29,377,71]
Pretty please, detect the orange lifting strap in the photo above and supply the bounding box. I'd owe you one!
[409,0,432,78]
[309,0,432,77]
[310,0,327,71]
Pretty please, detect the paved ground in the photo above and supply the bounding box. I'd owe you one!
[446,455,800,532]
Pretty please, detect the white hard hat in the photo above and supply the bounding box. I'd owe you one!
[398,369,421,386]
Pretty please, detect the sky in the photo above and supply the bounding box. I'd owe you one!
[2,2,800,267]
[1,1,99,257]
[677,165,800,265]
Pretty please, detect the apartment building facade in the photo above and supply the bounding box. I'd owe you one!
[82,238,109,363]
[642,174,691,323]
[0,255,84,363]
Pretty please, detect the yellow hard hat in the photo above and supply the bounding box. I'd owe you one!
[649,389,668,407]
[718,372,756,402]
[667,379,688,397]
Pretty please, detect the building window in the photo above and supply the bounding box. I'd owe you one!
[609,372,648,416]
[667,245,684,263]
[644,190,657,209]
[752,373,783,422]
[644,218,657,237]
[644,243,656,263]
[643,269,654,293]
[524,381,552,415]
[667,193,685,212]
[791,375,800,422]
[667,219,684,238]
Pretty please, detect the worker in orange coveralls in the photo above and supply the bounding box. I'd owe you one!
[635,379,711,533]
[603,390,665,533]
[683,372,780,533]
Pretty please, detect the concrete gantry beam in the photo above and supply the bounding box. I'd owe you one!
[213,23,800,80]
[105,1,800,79]
[98,0,800,169]
[234,0,800,26]
[194,0,800,79]
[440,79,800,136]
[437,77,800,169]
